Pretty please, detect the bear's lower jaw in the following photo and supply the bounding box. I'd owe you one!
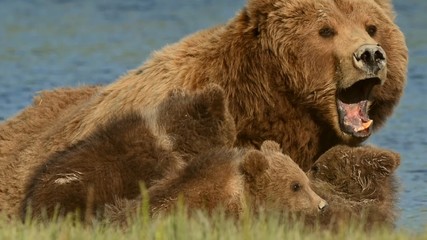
[336,77,381,138]
[337,99,373,138]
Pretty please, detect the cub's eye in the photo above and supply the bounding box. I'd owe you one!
[319,27,336,38]
[291,182,301,192]
[366,25,377,37]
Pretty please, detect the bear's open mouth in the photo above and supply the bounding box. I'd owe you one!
[336,78,381,138]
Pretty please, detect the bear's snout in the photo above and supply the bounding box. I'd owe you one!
[318,199,328,212]
[353,44,387,76]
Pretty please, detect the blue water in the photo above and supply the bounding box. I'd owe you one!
[0,0,426,231]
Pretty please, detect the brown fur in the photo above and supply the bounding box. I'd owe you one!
[104,141,327,226]
[307,145,400,229]
[0,0,407,218]
[20,85,236,220]
[62,0,407,171]
[0,86,100,217]
[0,86,99,160]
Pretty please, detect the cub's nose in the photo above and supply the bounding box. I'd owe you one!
[353,44,387,75]
[318,199,328,212]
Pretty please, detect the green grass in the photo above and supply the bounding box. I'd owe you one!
[1,206,425,240]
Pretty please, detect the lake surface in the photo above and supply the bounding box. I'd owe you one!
[0,0,426,231]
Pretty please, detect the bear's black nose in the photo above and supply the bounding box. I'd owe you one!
[318,200,328,212]
[353,44,386,75]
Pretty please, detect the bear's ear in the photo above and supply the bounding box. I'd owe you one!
[377,150,401,176]
[240,149,269,178]
[260,140,281,154]
[167,88,188,99]
[159,88,191,114]
[244,0,276,35]
[363,149,401,178]
[246,0,276,18]
[372,0,396,20]
[193,84,227,120]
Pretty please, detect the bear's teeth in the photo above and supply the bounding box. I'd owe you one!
[362,119,373,129]
[355,119,373,132]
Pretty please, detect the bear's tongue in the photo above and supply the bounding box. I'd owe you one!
[337,99,373,137]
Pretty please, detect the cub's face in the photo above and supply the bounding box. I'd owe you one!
[241,141,327,215]
[247,0,407,143]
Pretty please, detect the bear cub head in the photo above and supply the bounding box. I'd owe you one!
[146,141,327,219]
[241,141,328,215]
[154,84,236,159]
[307,144,400,200]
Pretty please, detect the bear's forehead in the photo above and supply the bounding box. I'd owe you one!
[269,155,307,176]
[277,0,383,20]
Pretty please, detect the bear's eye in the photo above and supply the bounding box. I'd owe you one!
[291,182,301,192]
[366,25,377,37]
[319,27,336,38]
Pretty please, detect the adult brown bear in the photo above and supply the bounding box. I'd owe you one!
[0,0,407,218]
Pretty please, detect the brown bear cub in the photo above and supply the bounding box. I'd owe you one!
[104,141,328,226]
[307,145,400,228]
[20,84,236,220]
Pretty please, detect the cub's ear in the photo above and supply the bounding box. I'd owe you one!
[167,87,188,99]
[193,84,226,120]
[362,149,401,178]
[377,150,401,176]
[159,88,191,114]
[244,0,277,36]
[260,140,281,153]
[246,0,276,19]
[240,149,269,178]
